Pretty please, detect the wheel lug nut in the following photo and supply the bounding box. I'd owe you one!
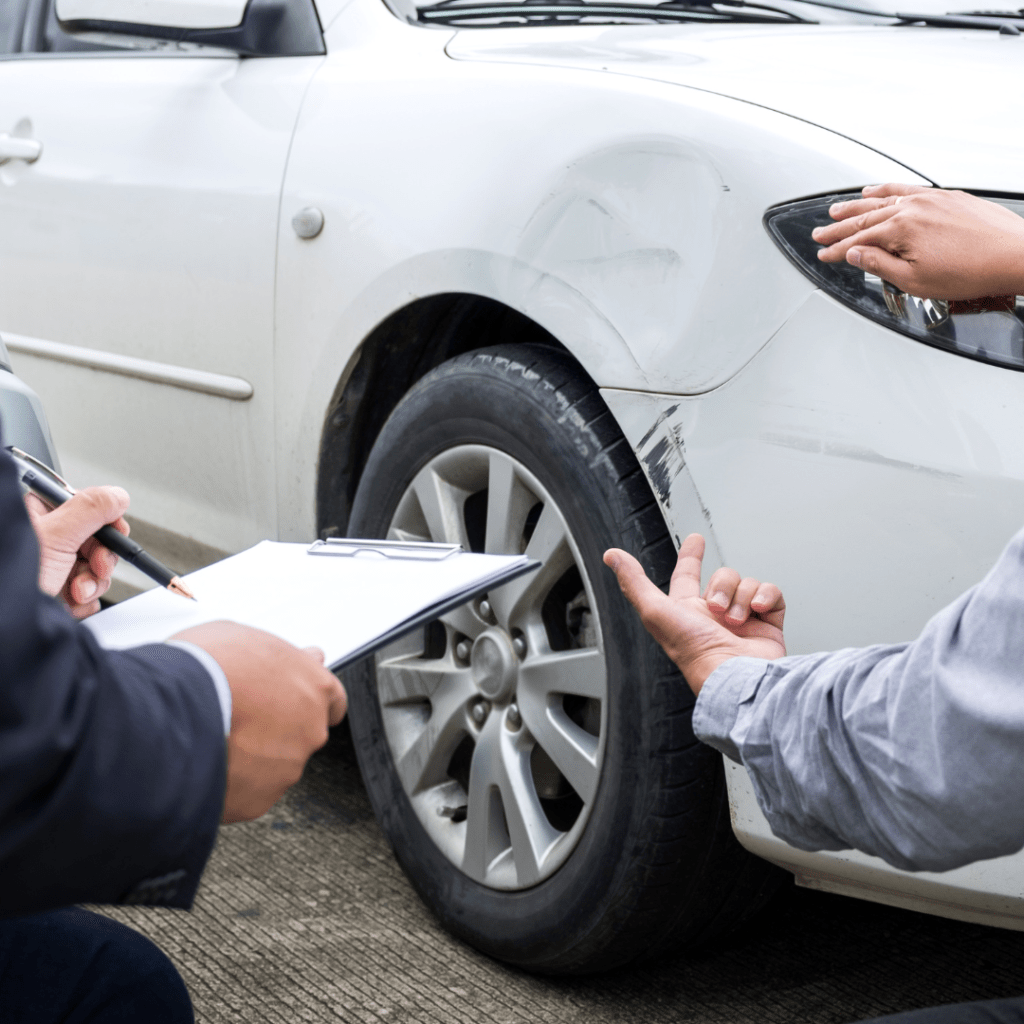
[512,636,526,658]
[456,640,471,662]
[471,700,490,725]
[479,599,493,621]
[506,703,521,730]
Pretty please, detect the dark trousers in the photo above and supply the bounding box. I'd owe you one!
[864,1000,1024,1023]
[0,907,193,1023]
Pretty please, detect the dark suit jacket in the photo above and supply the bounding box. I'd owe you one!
[0,448,225,915]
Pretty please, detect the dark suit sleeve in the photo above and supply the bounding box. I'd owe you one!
[0,450,226,916]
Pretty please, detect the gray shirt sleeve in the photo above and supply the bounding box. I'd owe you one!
[692,524,1024,874]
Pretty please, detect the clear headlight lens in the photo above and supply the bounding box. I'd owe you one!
[765,192,1024,371]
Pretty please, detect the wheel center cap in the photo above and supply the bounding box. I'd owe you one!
[471,628,517,703]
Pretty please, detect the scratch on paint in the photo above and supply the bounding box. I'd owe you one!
[760,433,960,480]
[642,422,687,510]
[637,403,680,449]
[641,412,715,531]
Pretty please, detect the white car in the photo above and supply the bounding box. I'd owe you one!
[2,0,1023,973]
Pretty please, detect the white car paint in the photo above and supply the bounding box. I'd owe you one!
[2,0,1023,931]
[0,51,322,550]
[447,23,1024,190]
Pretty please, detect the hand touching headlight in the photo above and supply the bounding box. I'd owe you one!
[766,188,1024,372]
[814,184,1024,301]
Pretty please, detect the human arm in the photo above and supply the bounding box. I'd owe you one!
[609,528,1024,873]
[18,455,347,824]
[0,446,226,913]
[0,448,347,914]
[813,183,1024,300]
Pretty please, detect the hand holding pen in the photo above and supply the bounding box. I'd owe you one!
[26,478,131,618]
[8,447,194,616]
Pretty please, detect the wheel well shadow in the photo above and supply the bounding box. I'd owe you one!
[316,294,575,539]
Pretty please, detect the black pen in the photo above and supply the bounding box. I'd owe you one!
[7,446,196,601]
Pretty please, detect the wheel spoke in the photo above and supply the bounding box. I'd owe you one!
[485,451,536,555]
[411,465,471,548]
[376,654,468,707]
[518,648,606,701]
[488,502,573,625]
[462,717,561,886]
[519,698,600,806]
[497,733,561,887]
[462,722,502,882]
[393,675,474,794]
[439,601,487,641]
[388,525,430,543]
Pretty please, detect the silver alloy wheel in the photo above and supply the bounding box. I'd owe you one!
[374,444,608,891]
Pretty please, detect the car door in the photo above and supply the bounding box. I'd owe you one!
[0,0,323,557]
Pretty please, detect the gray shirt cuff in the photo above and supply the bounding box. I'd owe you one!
[166,640,232,737]
[692,656,772,763]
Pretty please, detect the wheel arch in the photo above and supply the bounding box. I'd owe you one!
[316,293,582,539]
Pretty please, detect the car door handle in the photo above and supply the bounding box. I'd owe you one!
[0,132,42,165]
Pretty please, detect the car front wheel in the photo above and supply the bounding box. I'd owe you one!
[346,344,779,973]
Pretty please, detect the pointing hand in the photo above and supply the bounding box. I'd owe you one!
[604,534,786,695]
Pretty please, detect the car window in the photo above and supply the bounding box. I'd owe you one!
[0,0,31,54]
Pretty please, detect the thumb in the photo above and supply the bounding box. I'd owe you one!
[847,246,915,291]
[41,486,130,551]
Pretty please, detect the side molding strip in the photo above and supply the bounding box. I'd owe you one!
[2,333,254,401]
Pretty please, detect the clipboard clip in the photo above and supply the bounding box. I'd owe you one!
[308,538,462,561]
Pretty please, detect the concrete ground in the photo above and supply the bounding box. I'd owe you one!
[99,727,1024,1024]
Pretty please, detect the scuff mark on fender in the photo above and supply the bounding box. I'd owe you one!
[637,402,680,449]
[642,423,686,509]
[640,409,716,532]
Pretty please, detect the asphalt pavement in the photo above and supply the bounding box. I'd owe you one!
[97,726,1024,1024]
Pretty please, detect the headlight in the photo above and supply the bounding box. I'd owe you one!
[765,193,1024,372]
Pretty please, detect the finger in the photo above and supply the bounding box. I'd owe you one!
[816,211,909,265]
[813,202,898,247]
[604,548,674,618]
[80,536,119,583]
[821,185,926,226]
[861,182,929,199]
[845,245,918,291]
[704,567,740,613]
[668,534,706,601]
[23,493,50,525]
[41,487,130,554]
[751,583,786,630]
[304,646,326,665]
[815,196,892,231]
[724,577,761,625]
[327,677,348,727]
[69,598,102,620]
[68,565,110,607]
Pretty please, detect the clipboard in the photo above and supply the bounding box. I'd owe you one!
[307,538,461,561]
[84,539,541,671]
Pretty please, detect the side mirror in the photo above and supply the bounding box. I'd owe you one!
[54,0,326,56]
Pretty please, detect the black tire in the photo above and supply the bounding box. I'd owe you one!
[346,345,780,974]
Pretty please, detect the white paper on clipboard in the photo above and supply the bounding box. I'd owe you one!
[83,539,539,670]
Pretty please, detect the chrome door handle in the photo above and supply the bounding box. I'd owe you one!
[0,132,42,165]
